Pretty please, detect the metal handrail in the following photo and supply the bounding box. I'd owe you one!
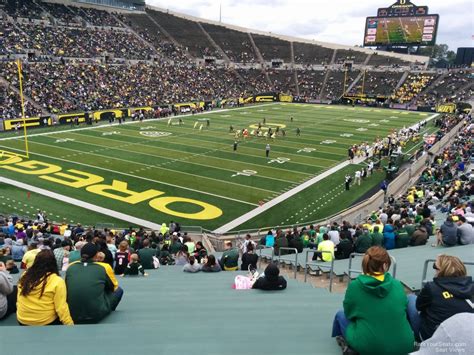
[303,249,335,292]
[421,259,474,289]
[257,246,274,269]
[277,247,298,279]
[348,252,397,279]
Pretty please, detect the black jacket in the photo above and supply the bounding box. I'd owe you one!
[252,264,287,291]
[416,276,474,340]
[335,239,353,260]
[240,252,258,271]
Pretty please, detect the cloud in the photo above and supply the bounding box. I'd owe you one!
[146,0,472,49]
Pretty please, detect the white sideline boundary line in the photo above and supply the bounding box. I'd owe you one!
[0,177,164,230]
[213,113,440,233]
[0,145,258,207]
[0,103,278,142]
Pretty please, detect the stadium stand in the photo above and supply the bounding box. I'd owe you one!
[38,1,83,26]
[367,52,410,67]
[392,72,438,104]
[416,70,474,106]
[297,69,326,99]
[293,42,334,65]
[334,48,368,64]
[200,23,257,63]
[267,69,297,93]
[2,0,45,20]
[251,33,292,62]
[349,71,403,96]
[76,6,123,27]
[321,70,359,100]
[147,9,222,59]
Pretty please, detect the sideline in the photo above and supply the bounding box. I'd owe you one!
[0,177,164,230]
[213,113,440,233]
[0,102,278,141]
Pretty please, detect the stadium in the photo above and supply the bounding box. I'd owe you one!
[0,0,473,354]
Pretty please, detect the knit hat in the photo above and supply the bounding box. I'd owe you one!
[80,242,98,259]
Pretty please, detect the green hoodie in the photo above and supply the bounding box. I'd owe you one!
[343,273,414,355]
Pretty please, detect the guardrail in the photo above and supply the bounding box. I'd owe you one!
[277,247,298,279]
[257,246,274,268]
[303,250,335,292]
[421,259,474,289]
[348,252,397,279]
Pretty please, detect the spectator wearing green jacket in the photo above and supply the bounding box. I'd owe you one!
[370,226,384,247]
[332,247,414,354]
[219,241,239,271]
[354,228,372,253]
[395,226,410,248]
[137,239,158,269]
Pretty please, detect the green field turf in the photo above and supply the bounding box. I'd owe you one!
[0,103,434,232]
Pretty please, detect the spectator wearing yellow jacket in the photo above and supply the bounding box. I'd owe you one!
[17,250,73,326]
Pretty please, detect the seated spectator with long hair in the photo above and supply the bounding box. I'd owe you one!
[65,243,123,324]
[193,241,207,263]
[17,250,73,326]
[332,246,414,354]
[183,256,202,273]
[241,243,258,271]
[201,255,221,272]
[407,255,473,341]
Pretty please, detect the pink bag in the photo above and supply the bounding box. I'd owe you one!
[233,275,254,290]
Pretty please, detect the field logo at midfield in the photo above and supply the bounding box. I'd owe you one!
[343,119,370,123]
[297,148,316,153]
[0,150,222,221]
[356,128,368,131]
[139,131,172,138]
[340,133,353,137]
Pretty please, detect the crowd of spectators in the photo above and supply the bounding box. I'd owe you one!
[349,71,402,96]
[392,73,437,104]
[415,70,473,107]
[0,61,256,113]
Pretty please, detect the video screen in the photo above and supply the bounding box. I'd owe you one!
[364,15,439,46]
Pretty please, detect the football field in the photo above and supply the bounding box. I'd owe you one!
[0,103,435,232]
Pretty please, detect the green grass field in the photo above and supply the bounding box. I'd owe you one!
[0,103,435,232]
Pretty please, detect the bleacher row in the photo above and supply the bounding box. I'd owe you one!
[257,241,474,292]
[1,0,410,66]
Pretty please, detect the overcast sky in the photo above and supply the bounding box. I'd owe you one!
[146,0,472,50]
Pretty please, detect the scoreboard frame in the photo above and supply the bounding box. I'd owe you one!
[363,0,439,47]
[363,14,439,47]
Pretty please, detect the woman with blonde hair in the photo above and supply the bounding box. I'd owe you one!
[407,255,473,341]
[332,246,414,354]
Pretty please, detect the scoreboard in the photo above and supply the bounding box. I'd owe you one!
[364,15,439,46]
[363,1,439,47]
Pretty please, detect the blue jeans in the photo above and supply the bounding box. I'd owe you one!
[407,294,421,339]
[332,310,350,337]
[110,287,124,311]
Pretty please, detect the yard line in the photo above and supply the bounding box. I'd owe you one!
[213,155,367,234]
[0,102,278,142]
[0,144,259,207]
[80,128,330,169]
[21,138,276,194]
[0,177,164,230]
[38,134,298,184]
[67,131,314,176]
